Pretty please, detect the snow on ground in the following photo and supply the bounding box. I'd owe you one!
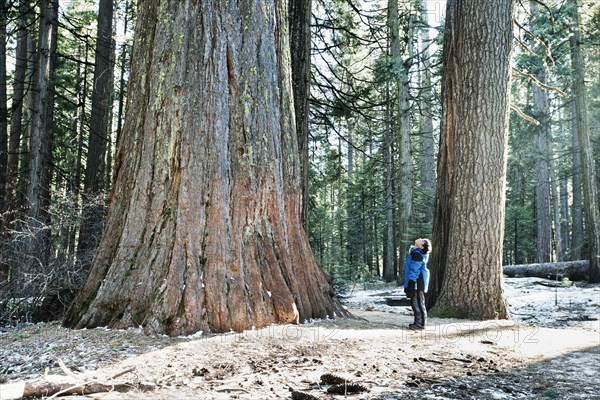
[343,277,600,331]
[504,277,600,330]
[0,277,598,399]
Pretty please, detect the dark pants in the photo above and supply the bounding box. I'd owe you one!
[410,290,427,327]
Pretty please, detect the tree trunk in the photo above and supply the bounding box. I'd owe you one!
[503,260,589,281]
[532,69,552,263]
[382,73,396,282]
[78,0,114,257]
[2,0,31,231]
[115,0,134,150]
[24,0,57,271]
[0,0,7,283]
[0,0,7,213]
[389,0,413,256]
[548,143,563,261]
[571,102,583,260]
[64,0,348,336]
[569,0,600,282]
[289,0,311,231]
[559,177,570,260]
[383,137,396,282]
[417,8,437,227]
[398,18,414,254]
[428,0,512,319]
[69,42,90,261]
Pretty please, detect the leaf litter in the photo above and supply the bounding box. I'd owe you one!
[0,277,598,399]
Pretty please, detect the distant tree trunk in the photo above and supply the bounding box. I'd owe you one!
[513,167,527,264]
[532,71,552,263]
[417,11,436,227]
[78,0,114,257]
[0,0,7,282]
[0,0,7,213]
[428,0,512,319]
[559,178,570,260]
[2,0,31,231]
[389,0,413,255]
[398,19,414,252]
[24,0,58,270]
[115,0,134,150]
[383,91,396,282]
[569,0,600,282]
[372,190,380,277]
[346,125,356,267]
[530,2,555,263]
[42,0,58,228]
[68,42,90,261]
[64,0,348,336]
[289,0,311,231]
[571,103,583,260]
[104,36,116,190]
[548,145,563,261]
[13,30,35,217]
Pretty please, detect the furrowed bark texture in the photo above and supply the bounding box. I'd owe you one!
[288,0,311,230]
[63,0,347,335]
[429,0,512,319]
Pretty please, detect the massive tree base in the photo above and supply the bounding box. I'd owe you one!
[62,1,350,336]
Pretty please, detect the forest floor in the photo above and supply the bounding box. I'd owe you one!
[0,277,599,400]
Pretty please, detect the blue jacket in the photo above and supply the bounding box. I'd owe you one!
[403,246,430,292]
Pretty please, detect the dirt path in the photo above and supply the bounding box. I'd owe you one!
[1,279,599,399]
[2,309,598,399]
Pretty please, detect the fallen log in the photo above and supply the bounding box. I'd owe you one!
[384,297,411,307]
[503,260,589,281]
[0,376,154,400]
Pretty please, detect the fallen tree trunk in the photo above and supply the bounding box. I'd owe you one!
[503,260,589,281]
[0,377,153,400]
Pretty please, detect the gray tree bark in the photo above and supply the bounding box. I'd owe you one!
[532,70,552,263]
[428,0,513,319]
[559,177,570,261]
[389,0,414,255]
[570,101,583,260]
[24,0,58,271]
[0,0,7,212]
[417,7,437,227]
[78,0,115,257]
[289,0,311,231]
[2,0,32,231]
[569,0,600,282]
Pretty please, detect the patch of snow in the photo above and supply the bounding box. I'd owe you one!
[504,277,600,330]
[179,330,203,339]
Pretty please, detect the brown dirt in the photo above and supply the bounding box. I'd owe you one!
[1,280,599,399]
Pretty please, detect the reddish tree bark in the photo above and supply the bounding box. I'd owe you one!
[63,0,348,336]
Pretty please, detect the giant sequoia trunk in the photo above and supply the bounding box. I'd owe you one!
[428,0,512,319]
[63,0,348,336]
